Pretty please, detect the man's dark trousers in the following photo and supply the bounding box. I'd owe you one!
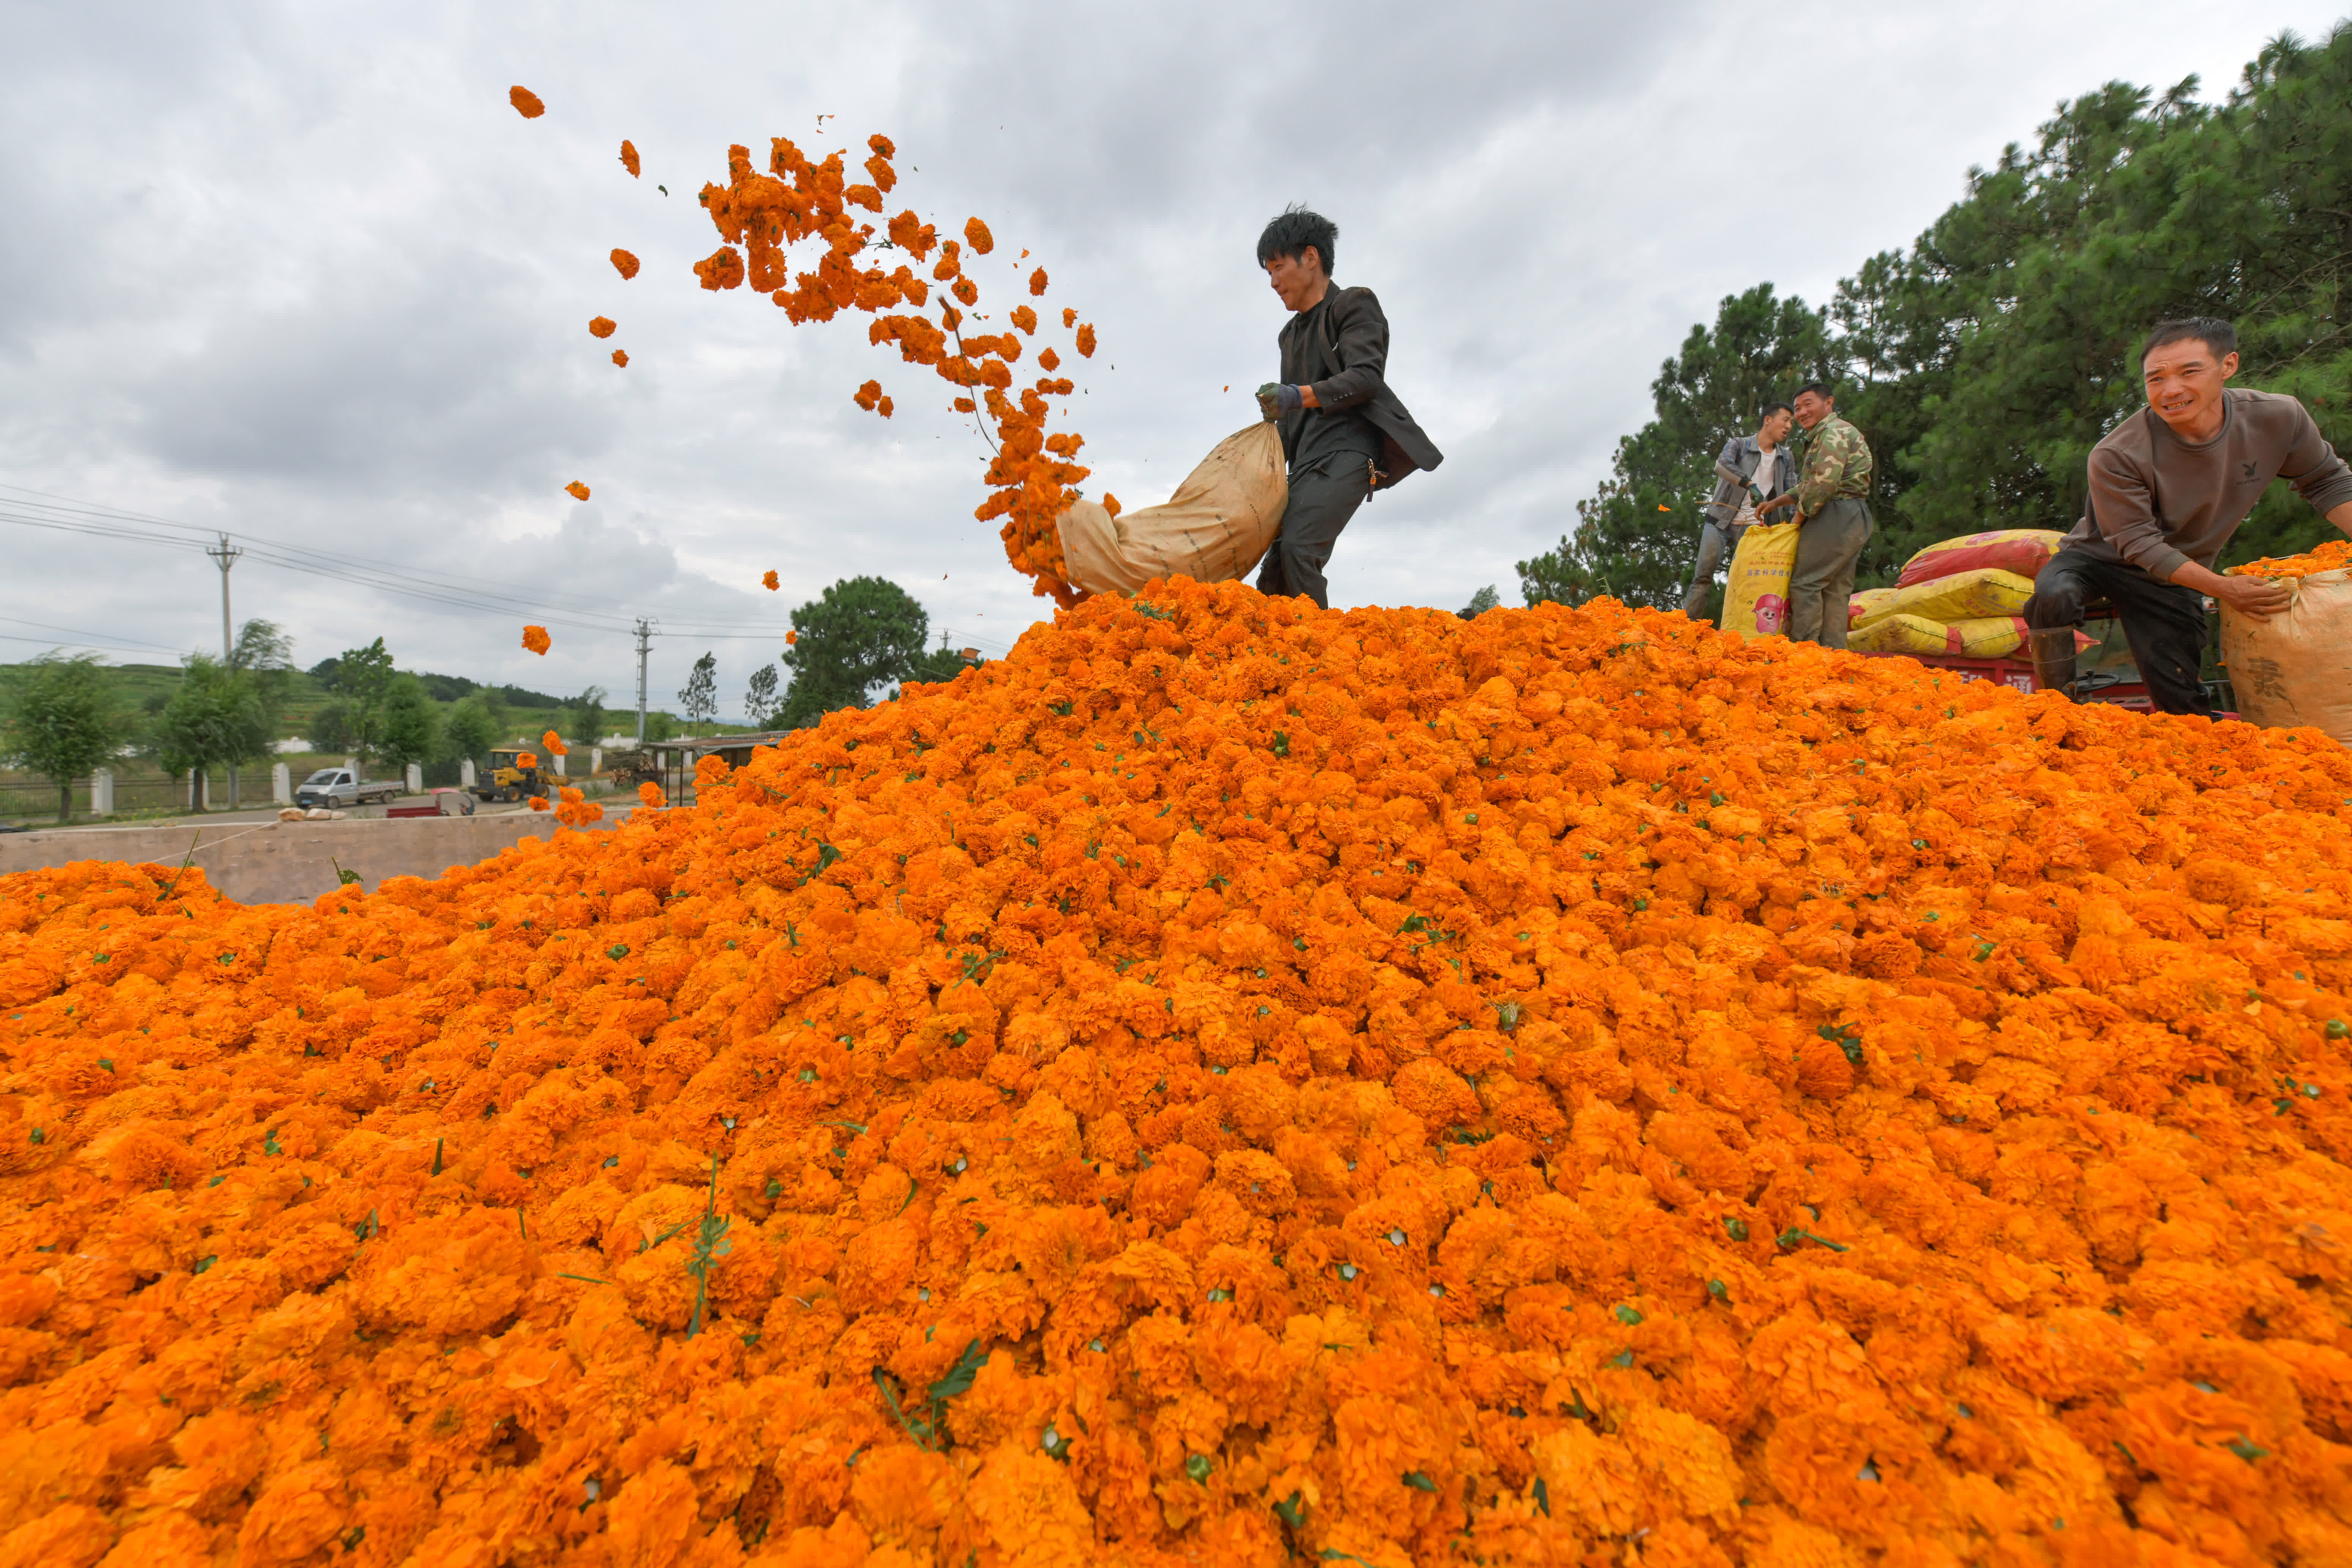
[2022,550,2212,716]
[1257,456,1370,610]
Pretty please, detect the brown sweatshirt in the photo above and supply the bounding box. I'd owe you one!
[2066,388,2352,580]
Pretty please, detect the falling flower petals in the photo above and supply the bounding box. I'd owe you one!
[784,629,797,643]
[509,85,545,119]
[620,139,641,177]
[962,216,994,255]
[1074,323,1097,358]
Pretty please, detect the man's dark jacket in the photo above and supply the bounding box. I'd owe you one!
[1277,285,1443,490]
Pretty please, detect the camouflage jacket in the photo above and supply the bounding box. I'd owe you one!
[1794,413,1873,516]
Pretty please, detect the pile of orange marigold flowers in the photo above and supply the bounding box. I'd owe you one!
[688,134,1097,607]
[2227,538,2352,581]
[6,580,2352,1568]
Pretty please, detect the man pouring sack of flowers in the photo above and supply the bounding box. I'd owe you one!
[1253,207,1443,609]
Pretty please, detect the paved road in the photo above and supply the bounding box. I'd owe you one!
[8,792,634,835]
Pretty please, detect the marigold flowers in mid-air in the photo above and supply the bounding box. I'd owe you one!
[525,793,548,810]
[611,349,628,367]
[637,780,666,808]
[565,481,591,501]
[620,138,640,177]
[762,570,780,591]
[784,628,798,643]
[7,584,2352,1566]
[509,85,545,118]
[611,248,641,280]
[542,729,568,756]
[521,624,552,654]
[588,316,616,339]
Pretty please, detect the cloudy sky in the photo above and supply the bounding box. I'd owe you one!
[3,0,2343,727]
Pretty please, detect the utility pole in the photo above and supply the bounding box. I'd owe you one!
[205,534,244,809]
[634,617,656,742]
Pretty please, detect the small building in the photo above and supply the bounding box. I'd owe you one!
[640,730,801,805]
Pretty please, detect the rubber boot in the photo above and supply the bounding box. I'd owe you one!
[2027,627,2077,699]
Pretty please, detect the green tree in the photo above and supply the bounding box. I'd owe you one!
[1459,585,1500,618]
[1,654,122,823]
[566,686,609,749]
[155,654,273,805]
[328,638,397,762]
[377,677,443,773]
[1521,284,1834,610]
[308,701,357,756]
[902,639,974,690]
[778,577,935,728]
[679,653,719,731]
[743,663,780,728]
[1555,25,2352,599]
[441,693,501,767]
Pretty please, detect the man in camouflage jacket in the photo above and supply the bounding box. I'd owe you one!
[1758,382,1873,646]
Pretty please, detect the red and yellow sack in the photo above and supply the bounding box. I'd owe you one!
[1895,528,2065,588]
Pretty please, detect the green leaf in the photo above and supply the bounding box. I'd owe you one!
[1401,1471,1437,1492]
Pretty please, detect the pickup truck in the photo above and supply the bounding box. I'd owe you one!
[294,767,403,809]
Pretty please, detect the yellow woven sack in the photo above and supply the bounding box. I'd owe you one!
[1895,528,2065,588]
[1854,567,2037,629]
[1848,588,1898,629]
[1946,616,2028,659]
[1722,521,1799,639]
[1847,613,1947,656]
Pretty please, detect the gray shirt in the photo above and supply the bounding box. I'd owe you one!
[2068,388,2352,579]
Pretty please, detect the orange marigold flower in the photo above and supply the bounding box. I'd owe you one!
[1010,305,1037,335]
[542,730,568,757]
[2230,539,2352,580]
[509,86,545,119]
[611,349,629,367]
[1075,323,1097,357]
[1038,347,1060,372]
[565,482,590,501]
[1062,307,1076,328]
[963,217,994,255]
[525,794,548,811]
[521,624,551,654]
[637,780,666,808]
[694,246,745,291]
[1028,267,1048,296]
[611,249,641,280]
[515,752,537,770]
[589,316,617,338]
[868,133,896,158]
[784,629,798,643]
[1102,493,1121,518]
[854,380,884,412]
[620,139,640,177]
[763,570,780,591]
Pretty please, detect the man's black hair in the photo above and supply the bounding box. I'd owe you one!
[1257,206,1337,278]
[1794,381,1834,403]
[2141,316,2237,364]
[1761,400,1793,420]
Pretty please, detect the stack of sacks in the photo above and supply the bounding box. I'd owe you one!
[1848,529,2067,658]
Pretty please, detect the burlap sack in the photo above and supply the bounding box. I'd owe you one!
[1057,424,1288,596]
[2221,566,2352,746]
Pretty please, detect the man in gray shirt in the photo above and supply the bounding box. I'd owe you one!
[1681,403,1796,620]
[2023,317,2352,714]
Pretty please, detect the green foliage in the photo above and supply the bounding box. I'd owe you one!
[678,653,718,730]
[153,655,275,783]
[565,686,608,749]
[742,663,780,729]
[1,654,122,822]
[778,577,937,728]
[1459,585,1501,618]
[902,641,974,690]
[1522,284,1833,609]
[1545,26,2352,601]
[642,709,680,743]
[326,638,396,762]
[376,677,443,769]
[308,700,357,756]
[440,694,501,765]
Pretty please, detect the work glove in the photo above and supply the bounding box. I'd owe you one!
[1255,382,1303,422]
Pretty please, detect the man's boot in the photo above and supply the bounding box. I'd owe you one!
[2027,627,2077,699]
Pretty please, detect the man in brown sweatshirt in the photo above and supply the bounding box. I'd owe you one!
[2023,317,2352,715]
